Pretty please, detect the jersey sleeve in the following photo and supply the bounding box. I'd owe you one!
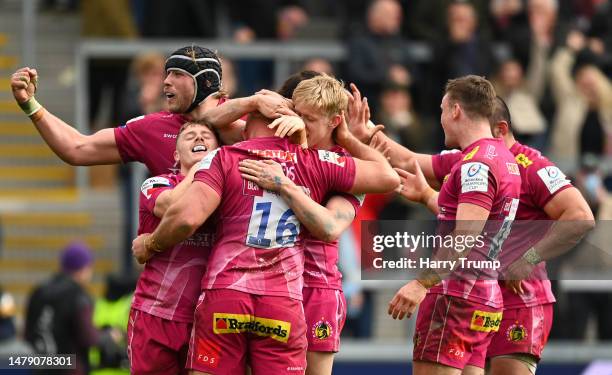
[193,148,225,196]
[139,175,175,214]
[456,159,497,211]
[528,161,573,208]
[331,192,364,216]
[114,115,148,163]
[312,150,357,193]
[432,150,462,183]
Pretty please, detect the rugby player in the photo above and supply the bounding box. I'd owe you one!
[129,121,218,374]
[387,76,522,375]
[391,97,594,375]
[131,107,399,374]
[238,74,378,375]
[10,45,291,175]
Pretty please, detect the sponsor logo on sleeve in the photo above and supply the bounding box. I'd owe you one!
[213,313,291,343]
[196,149,220,171]
[140,177,172,199]
[536,166,571,194]
[506,163,520,176]
[318,150,346,167]
[463,146,480,161]
[515,153,533,168]
[470,310,502,333]
[311,318,333,341]
[460,162,489,193]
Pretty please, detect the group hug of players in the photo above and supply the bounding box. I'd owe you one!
[10,44,594,375]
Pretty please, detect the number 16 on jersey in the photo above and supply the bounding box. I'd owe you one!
[246,191,300,248]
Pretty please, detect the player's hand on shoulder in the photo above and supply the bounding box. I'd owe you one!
[388,280,427,320]
[239,159,293,192]
[11,67,38,104]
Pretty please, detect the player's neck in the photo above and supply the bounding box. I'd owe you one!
[184,96,219,120]
[458,121,494,150]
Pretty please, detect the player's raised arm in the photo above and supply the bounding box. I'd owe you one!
[334,115,399,194]
[201,91,296,145]
[239,159,357,242]
[11,67,122,166]
[345,82,438,187]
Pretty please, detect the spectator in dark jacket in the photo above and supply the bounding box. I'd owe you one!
[25,243,98,375]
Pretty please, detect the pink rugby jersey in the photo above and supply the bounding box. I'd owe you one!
[193,137,356,301]
[432,141,569,308]
[303,145,363,290]
[132,173,214,323]
[113,98,231,175]
[430,138,521,309]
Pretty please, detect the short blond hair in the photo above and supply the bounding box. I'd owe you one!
[292,74,348,117]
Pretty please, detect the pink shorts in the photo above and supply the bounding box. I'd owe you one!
[186,289,307,375]
[413,293,503,370]
[127,308,192,375]
[487,303,553,360]
[303,288,346,352]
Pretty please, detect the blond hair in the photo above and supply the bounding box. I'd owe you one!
[292,74,348,117]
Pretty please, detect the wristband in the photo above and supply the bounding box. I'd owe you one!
[18,97,42,117]
[523,247,542,265]
[416,268,442,289]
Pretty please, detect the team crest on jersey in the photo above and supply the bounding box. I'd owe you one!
[537,166,570,194]
[470,310,502,333]
[442,174,450,184]
[312,318,332,341]
[318,150,346,167]
[463,146,480,161]
[248,149,297,163]
[506,323,527,342]
[515,153,533,168]
[506,162,520,176]
[140,176,172,199]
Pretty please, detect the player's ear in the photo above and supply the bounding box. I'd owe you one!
[452,103,461,120]
[498,121,509,136]
[173,150,180,163]
[329,113,342,129]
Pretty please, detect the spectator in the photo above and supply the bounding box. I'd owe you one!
[140,0,218,38]
[493,59,547,147]
[490,0,524,41]
[302,57,334,75]
[549,31,612,162]
[25,243,99,375]
[346,0,414,113]
[120,52,167,122]
[0,288,34,360]
[228,0,308,41]
[408,0,491,42]
[377,83,428,152]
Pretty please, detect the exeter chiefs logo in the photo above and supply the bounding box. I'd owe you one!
[506,323,527,342]
[312,319,332,341]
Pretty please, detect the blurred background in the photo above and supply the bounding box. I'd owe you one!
[0,0,612,373]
